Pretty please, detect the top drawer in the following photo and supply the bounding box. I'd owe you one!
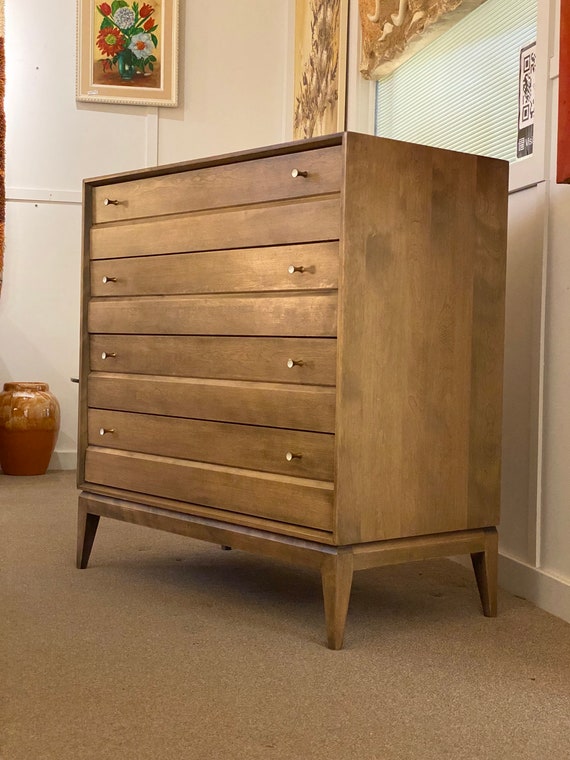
[91,146,342,225]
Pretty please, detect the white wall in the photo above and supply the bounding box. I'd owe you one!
[493,0,570,621]
[541,74,570,583]
[0,0,291,468]
[159,2,291,162]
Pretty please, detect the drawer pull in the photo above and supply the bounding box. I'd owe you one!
[286,451,303,462]
[288,264,316,275]
[287,359,304,368]
[101,352,116,360]
[103,198,120,206]
[102,276,117,284]
[291,169,308,178]
[99,428,115,436]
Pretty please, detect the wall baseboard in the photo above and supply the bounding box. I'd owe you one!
[498,552,570,625]
[49,451,77,472]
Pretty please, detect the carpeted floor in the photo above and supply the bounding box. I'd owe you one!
[1,470,569,759]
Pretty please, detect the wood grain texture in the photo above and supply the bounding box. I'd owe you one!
[334,132,508,544]
[78,134,507,646]
[467,158,508,528]
[89,335,337,385]
[321,551,354,650]
[85,448,334,531]
[78,483,337,544]
[90,197,340,260]
[77,181,94,487]
[77,492,495,647]
[86,134,344,187]
[88,374,336,433]
[88,292,338,337]
[90,242,339,297]
[88,409,335,480]
[92,146,342,224]
[471,526,498,616]
[76,502,100,569]
[351,528,489,571]
[78,491,337,567]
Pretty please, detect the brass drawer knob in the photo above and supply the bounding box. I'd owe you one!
[287,359,304,368]
[288,265,306,274]
[291,169,308,178]
[286,451,302,461]
[102,276,117,284]
[101,352,116,360]
[103,198,120,206]
[99,428,115,436]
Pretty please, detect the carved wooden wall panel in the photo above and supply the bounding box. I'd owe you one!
[293,0,349,139]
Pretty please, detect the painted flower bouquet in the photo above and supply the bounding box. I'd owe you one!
[96,2,159,80]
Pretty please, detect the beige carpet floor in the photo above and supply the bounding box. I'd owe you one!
[1,470,569,760]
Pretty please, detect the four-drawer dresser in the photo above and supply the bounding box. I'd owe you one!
[77,132,509,649]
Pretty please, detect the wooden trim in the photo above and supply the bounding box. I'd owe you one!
[78,492,335,570]
[77,482,336,544]
[557,0,570,183]
[77,492,499,648]
[351,528,490,571]
[76,181,92,487]
[471,527,498,617]
[84,134,345,187]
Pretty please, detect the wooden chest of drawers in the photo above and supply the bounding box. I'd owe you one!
[77,132,508,648]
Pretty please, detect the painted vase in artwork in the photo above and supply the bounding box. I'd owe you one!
[0,382,60,475]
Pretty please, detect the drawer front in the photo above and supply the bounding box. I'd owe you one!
[85,449,334,531]
[90,336,337,385]
[90,242,339,297]
[88,375,336,433]
[92,146,342,224]
[89,410,334,480]
[88,292,338,337]
[90,197,340,260]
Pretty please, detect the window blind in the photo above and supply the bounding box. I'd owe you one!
[375,0,537,162]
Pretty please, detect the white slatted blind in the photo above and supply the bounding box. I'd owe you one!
[375,0,537,162]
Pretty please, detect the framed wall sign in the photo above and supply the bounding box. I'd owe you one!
[517,41,536,160]
[76,0,179,107]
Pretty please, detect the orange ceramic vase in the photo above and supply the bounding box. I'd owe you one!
[0,382,60,475]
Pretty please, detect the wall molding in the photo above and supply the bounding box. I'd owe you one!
[145,107,159,167]
[498,551,570,625]
[7,188,82,204]
[49,450,78,472]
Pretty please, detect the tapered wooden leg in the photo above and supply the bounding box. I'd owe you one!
[77,504,100,569]
[321,551,354,650]
[471,527,498,617]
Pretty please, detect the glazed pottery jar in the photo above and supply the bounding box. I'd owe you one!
[0,382,60,475]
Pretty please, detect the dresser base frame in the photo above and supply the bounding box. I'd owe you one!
[77,492,498,650]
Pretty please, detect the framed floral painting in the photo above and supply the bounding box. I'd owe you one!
[76,0,179,106]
